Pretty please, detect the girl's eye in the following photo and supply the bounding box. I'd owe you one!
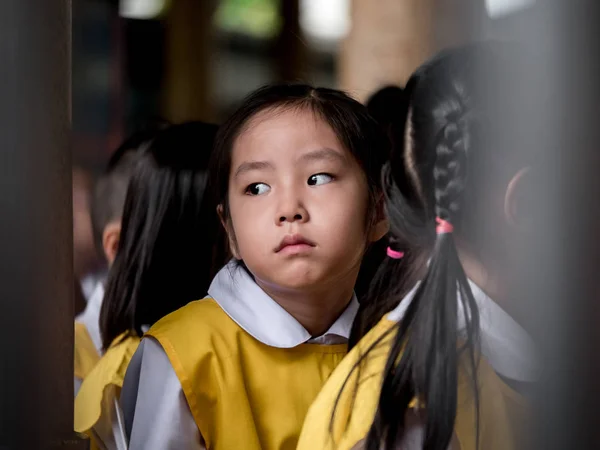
[245,182,271,196]
[307,173,334,186]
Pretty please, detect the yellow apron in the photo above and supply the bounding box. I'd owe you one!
[297,317,527,450]
[148,298,349,450]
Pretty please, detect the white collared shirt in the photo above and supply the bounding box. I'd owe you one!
[80,269,108,303]
[387,279,539,383]
[207,261,358,347]
[76,281,105,357]
[121,261,359,450]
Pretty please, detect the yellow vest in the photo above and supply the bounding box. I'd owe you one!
[148,298,348,450]
[297,317,527,450]
[74,334,140,436]
[74,322,101,381]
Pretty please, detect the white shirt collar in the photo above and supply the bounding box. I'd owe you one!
[80,269,108,302]
[387,279,539,383]
[207,260,358,348]
[75,281,105,355]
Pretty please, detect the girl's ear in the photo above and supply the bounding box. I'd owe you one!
[216,204,227,229]
[504,167,531,228]
[216,204,241,260]
[368,194,389,243]
[102,221,122,266]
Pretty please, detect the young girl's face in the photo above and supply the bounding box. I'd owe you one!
[226,107,382,293]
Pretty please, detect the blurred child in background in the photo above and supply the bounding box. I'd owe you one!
[74,122,222,450]
[74,126,163,395]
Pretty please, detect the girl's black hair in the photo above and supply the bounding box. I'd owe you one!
[366,85,408,145]
[343,44,530,449]
[100,121,223,351]
[351,85,416,345]
[91,122,169,259]
[209,83,389,257]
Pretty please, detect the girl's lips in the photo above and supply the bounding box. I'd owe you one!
[275,234,316,253]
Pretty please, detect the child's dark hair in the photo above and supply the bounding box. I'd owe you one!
[209,83,388,257]
[100,121,222,351]
[90,122,168,260]
[366,85,408,146]
[341,44,532,449]
[352,85,414,340]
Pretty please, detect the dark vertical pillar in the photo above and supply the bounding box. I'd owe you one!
[0,1,86,449]
[162,0,217,123]
[274,0,308,82]
[124,18,164,133]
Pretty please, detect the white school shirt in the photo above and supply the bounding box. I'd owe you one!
[74,281,105,395]
[387,279,539,383]
[121,261,359,450]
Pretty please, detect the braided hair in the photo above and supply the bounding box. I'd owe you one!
[359,44,525,450]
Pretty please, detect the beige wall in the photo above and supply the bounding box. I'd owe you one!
[339,0,483,103]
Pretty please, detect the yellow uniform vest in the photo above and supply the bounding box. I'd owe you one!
[74,334,140,437]
[148,298,348,450]
[297,317,527,450]
[74,322,101,381]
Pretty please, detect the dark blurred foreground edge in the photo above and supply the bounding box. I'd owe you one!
[0,1,88,449]
[488,1,600,449]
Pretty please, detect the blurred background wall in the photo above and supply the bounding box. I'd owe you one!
[72,0,536,171]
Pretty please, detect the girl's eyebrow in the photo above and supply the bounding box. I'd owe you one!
[298,148,347,164]
[233,160,274,179]
[234,148,345,179]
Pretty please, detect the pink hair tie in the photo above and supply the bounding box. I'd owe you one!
[386,247,405,259]
[436,217,454,234]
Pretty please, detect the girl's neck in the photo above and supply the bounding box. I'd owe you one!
[456,242,512,314]
[256,274,357,337]
[457,244,533,341]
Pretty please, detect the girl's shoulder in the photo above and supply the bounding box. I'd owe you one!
[74,321,101,380]
[299,314,525,450]
[147,297,240,346]
[74,333,141,434]
[297,317,395,450]
[149,297,219,330]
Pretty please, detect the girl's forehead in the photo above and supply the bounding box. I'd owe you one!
[231,107,346,161]
[238,106,326,138]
